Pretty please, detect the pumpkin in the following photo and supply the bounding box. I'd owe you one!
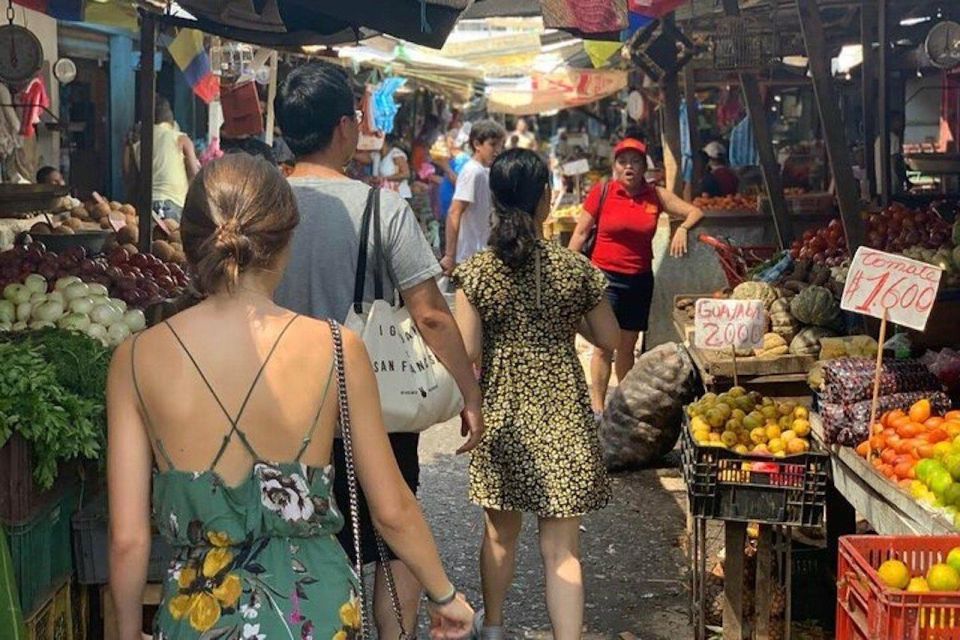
[769,297,799,341]
[754,333,789,358]
[789,326,838,357]
[789,285,840,327]
[731,281,778,309]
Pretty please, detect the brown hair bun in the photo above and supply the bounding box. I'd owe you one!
[180,154,299,294]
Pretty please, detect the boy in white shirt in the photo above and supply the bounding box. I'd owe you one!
[441,120,506,274]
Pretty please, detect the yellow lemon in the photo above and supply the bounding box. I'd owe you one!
[794,406,810,420]
[877,560,911,589]
[786,438,807,454]
[926,564,960,591]
[768,438,785,454]
[792,419,811,437]
[734,444,749,454]
[781,430,797,443]
[766,424,782,441]
[750,427,767,445]
[907,577,930,592]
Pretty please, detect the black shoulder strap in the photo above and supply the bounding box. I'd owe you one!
[353,187,384,312]
[596,180,611,222]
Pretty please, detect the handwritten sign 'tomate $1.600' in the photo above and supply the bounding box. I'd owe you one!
[841,247,943,332]
[694,299,766,350]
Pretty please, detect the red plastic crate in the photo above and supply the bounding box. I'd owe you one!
[837,535,960,640]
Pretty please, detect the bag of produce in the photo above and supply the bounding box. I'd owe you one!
[599,342,701,470]
[820,357,942,404]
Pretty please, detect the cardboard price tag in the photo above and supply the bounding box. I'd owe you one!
[841,247,942,332]
[694,299,766,350]
[562,158,590,176]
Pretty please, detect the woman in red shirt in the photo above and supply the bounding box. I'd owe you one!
[569,138,704,414]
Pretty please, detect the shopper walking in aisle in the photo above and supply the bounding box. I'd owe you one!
[440,120,506,275]
[568,137,704,415]
[453,149,619,640]
[106,154,474,640]
[377,132,413,201]
[132,97,200,221]
[273,62,484,639]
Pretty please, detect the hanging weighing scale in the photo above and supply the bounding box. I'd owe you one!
[0,1,43,86]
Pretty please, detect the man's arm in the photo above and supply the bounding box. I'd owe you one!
[179,135,201,179]
[402,278,484,454]
[441,199,467,275]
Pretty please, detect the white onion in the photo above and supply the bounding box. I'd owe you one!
[122,309,146,333]
[0,300,13,323]
[11,321,26,331]
[55,276,81,291]
[86,323,108,344]
[29,292,46,304]
[28,320,55,330]
[109,298,127,313]
[46,290,64,305]
[90,303,122,326]
[33,300,64,322]
[4,284,31,305]
[16,301,32,322]
[58,313,91,332]
[69,297,95,315]
[63,282,91,301]
[87,283,109,298]
[106,322,131,346]
[23,274,47,295]
[0,321,11,332]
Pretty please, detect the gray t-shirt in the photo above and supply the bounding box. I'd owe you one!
[275,177,442,322]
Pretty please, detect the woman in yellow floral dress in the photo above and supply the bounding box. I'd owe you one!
[106,155,473,640]
[453,149,619,640]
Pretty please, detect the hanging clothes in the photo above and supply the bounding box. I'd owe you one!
[372,77,406,134]
[17,77,49,138]
[716,88,744,129]
[679,99,695,182]
[729,116,760,168]
[0,84,22,160]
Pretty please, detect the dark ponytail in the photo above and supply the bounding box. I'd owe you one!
[488,148,550,270]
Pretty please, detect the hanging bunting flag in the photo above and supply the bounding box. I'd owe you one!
[168,28,219,104]
[541,0,628,36]
[583,40,623,68]
[622,11,655,41]
[13,0,82,20]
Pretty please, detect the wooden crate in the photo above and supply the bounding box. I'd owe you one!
[25,580,72,640]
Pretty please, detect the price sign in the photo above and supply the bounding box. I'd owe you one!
[841,247,942,331]
[562,158,590,176]
[694,299,766,350]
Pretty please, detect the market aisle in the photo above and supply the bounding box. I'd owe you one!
[418,421,692,639]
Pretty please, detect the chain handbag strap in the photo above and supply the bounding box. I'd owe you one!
[329,319,409,640]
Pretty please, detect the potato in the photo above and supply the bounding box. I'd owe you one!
[71,206,89,221]
[120,243,139,255]
[93,202,111,220]
[99,218,112,230]
[109,200,122,211]
[53,225,74,235]
[120,203,136,217]
[152,240,177,262]
[117,225,139,246]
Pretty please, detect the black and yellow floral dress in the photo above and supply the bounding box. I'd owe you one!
[138,317,363,640]
[453,241,612,518]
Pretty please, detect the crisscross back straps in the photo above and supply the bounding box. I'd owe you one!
[163,314,300,471]
[293,355,337,462]
[131,333,176,470]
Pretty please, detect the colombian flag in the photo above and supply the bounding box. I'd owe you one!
[168,28,219,104]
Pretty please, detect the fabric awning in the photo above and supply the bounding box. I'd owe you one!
[146,0,472,49]
[486,67,626,115]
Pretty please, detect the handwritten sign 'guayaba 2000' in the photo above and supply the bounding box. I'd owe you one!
[841,247,942,332]
[694,299,766,350]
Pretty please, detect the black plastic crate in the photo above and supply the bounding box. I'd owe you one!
[71,493,173,585]
[681,425,828,526]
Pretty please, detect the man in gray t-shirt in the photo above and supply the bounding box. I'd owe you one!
[275,62,483,639]
[275,179,440,322]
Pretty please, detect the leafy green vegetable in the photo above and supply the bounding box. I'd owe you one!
[0,335,107,489]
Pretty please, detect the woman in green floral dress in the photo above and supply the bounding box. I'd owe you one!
[106,154,473,640]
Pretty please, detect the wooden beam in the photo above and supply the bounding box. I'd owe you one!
[662,76,684,196]
[683,64,703,197]
[861,0,878,199]
[797,0,866,248]
[878,0,890,205]
[137,13,156,255]
[264,50,279,146]
[723,521,748,640]
[721,0,793,248]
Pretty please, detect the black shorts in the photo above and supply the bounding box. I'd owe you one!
[333,432,421,566]
[602,270,655,332]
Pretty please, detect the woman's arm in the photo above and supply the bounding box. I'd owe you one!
[567,210,596,253]
[579,298,618,352]
[453,289,482,364]
[341,329,472,634]
[656,186,705,258]
[106,340,154,640]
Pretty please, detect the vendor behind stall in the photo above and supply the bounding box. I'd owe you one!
[568,137,704,416]
[36,166,64,186]
[701,141,739,197]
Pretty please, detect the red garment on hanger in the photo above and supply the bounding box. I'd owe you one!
[17,77,49,138]
[220,81,263,138]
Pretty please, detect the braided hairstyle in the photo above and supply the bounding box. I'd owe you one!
[488,148,550,270]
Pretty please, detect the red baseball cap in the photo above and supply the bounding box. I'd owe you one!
[614,138,647,157]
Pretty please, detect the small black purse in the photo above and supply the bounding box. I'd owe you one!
[580,180,611,259]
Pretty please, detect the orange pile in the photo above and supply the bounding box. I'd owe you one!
[855,399,960,488]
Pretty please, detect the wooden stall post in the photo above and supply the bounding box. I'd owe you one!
[754,525,774,640]
[264,50,278,146]
[723,521,748,640]
[796,0,866,249]
[720,0,793,250]
[683,65,703,198]
[662,76,684,196]
[878,0,891,206]
[137,12,157,255]
[861,1,878,198]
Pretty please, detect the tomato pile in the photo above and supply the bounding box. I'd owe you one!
[865,202,953,253]
[788,219,849,266]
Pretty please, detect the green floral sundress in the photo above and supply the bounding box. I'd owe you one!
[134,316,362,640]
